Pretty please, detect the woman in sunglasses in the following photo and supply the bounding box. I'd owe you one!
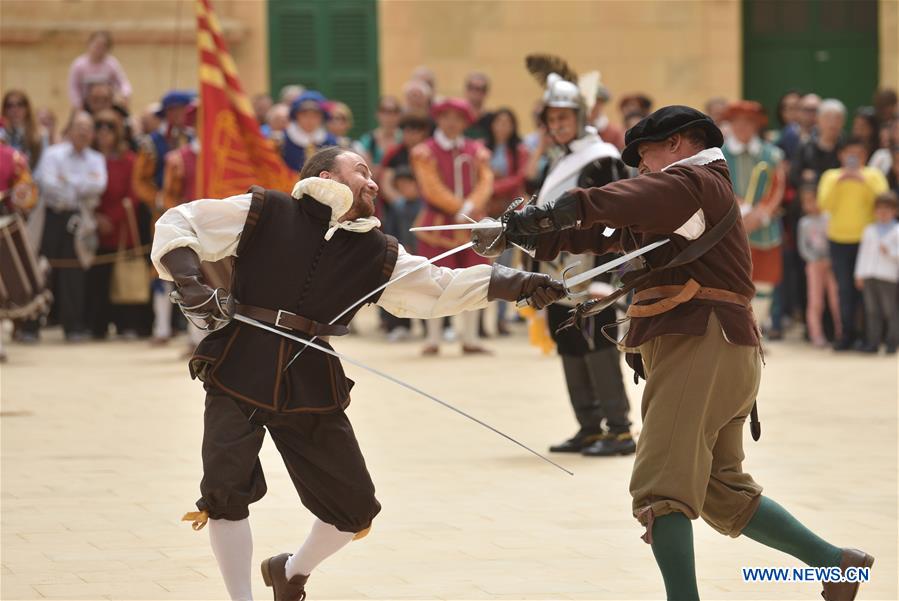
[1,90,47,170]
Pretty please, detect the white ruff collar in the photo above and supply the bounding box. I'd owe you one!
[291,178,381,240]
[662,147,725,171]
[724,135,762,157]
[434,129,465,151]
[286,123,327,147]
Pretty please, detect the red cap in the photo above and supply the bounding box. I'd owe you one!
[431,97,475,125]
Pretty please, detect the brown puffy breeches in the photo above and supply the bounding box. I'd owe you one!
[630,311,763,538]
[196,389,380,533]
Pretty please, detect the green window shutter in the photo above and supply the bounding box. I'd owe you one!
[269,0,379,138]
[269,3,320,97]
[330,7,369,69]
[743,0,879,128]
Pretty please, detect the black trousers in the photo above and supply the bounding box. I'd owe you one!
[862,278,899,348]
[829,241,863,344]
[197,390,381,533]
[85,260,153,338]
[546,304,631,434]
[42,209,86,335]
[86,262,113,338]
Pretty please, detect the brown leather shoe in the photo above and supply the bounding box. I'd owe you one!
[261,553,308,601]
[821,548,874,601]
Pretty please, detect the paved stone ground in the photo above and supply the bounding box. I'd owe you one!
[2,309,897,600]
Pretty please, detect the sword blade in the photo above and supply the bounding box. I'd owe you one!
[410,222,502,232]
[234,314,574,476]
[331,241,475,325]
[564,238,670,288]
[285,240,475,370]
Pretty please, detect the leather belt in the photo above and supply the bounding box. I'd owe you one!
[235,304,349,337]
[627,278,751,318]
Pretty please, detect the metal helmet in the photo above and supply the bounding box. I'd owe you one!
[540,73,588,139]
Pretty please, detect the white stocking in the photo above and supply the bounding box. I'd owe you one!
[461,311,478,346]
[284,519,355,579]
[425,318,442,346]
[209,518,254,601]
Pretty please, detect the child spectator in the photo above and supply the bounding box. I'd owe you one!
[854,192,899,353]
[797,184,842,346]
[383,165,422,253]
[379,166,422,342]
[68,31,132,109]
[817,137,889,349]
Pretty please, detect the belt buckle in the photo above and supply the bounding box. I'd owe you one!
[274,309,295,329]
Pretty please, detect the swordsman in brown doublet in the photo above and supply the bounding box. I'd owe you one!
[487,106,873,601]
[151,147,563,601]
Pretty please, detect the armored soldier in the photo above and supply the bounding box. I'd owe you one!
[521,56,635,456]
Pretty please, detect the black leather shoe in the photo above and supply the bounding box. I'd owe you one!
[833,339,853,351]
[581,432,636,456]
[549,431,606,453]
[261,553,308,601]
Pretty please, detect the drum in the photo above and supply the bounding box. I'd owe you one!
[0,213,52,319]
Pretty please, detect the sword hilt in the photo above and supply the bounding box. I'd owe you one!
[516,262,588,309]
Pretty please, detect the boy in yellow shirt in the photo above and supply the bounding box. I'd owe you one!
[817,138,889,350]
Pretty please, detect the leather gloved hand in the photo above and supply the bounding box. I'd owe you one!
[472,226,540,258]
[487,264,566,309]
[504,190,580,236]
[160,247,232,328]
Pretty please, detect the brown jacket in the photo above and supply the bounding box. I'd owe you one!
[535,158,759,348]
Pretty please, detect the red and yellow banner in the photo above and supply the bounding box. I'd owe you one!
[195,0,295,198]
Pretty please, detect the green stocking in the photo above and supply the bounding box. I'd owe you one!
[742,496,842,567]
[650,512,700,601]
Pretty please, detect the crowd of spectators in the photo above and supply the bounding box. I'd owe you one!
[1,30,898,361]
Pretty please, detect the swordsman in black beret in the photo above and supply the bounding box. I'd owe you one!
[480,106,873,601]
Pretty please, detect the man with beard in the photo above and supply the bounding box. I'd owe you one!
[150,147,564,601]
[517,56,635,457]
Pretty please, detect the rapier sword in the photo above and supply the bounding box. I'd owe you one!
[235,313,574,476]
[284,240,476,369]
[516,238,671,308]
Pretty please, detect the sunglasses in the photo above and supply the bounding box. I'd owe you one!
[4,100,26,109]
[466,85,488,93]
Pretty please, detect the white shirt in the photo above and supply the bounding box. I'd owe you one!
[854,222,899,283]
[868,148,892,174]
[150,194,492,319]
[34,141,107,212]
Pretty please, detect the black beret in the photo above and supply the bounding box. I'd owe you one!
[621,105,724,167]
